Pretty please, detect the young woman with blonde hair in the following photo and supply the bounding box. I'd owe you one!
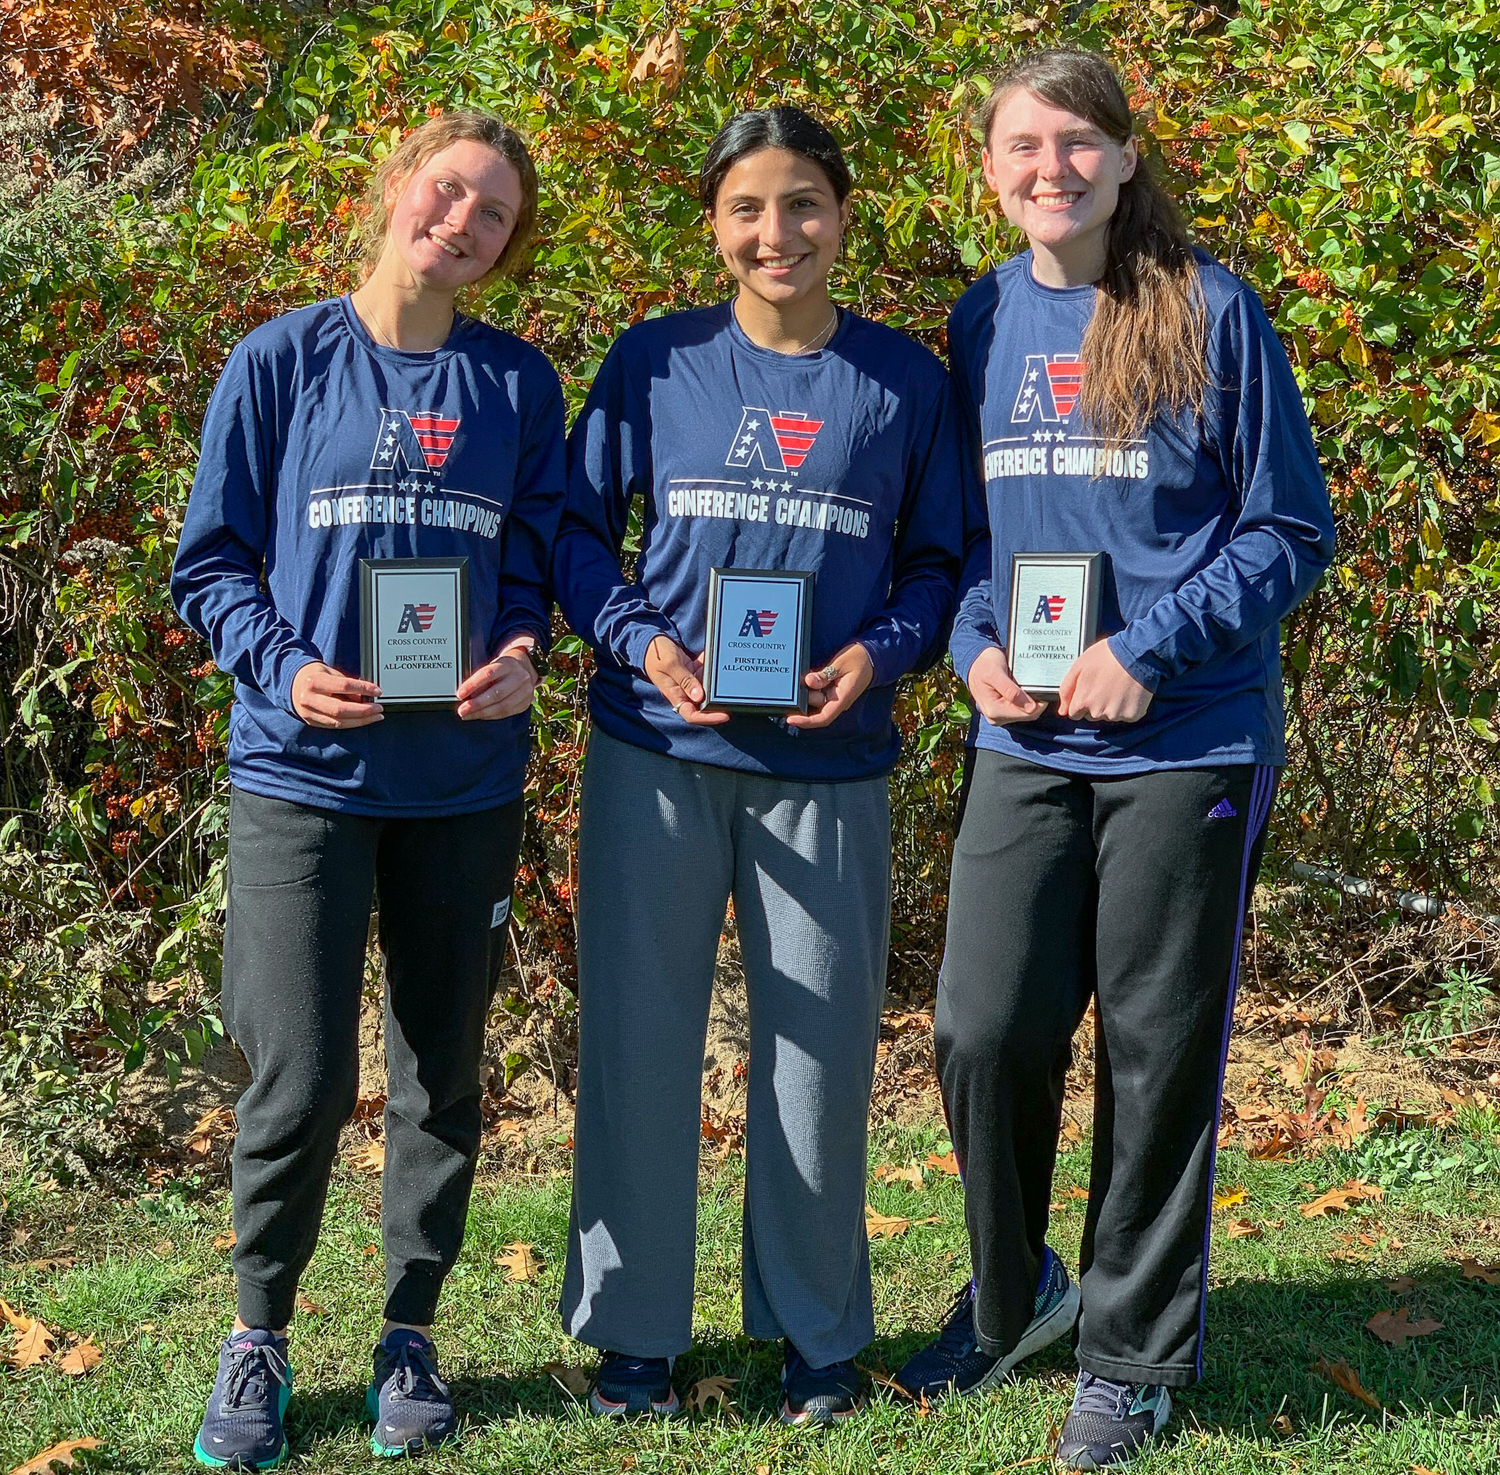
[894,50,1334,1470]
[173,110,564,1465]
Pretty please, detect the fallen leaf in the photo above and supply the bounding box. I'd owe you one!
[23,1256,76,1273]
[1213,1186,1247,1210]
[351,1140,386,1173]
[213,1230,236,1251]
[1366,1308,1443,1346]
[1302,1179,1382,1218]
[497,1242,543,1282]
[1225,1218,1262,1240]
[925,1151,961,1177]
[1459,1257,1500,1285]
[151,1239,174,1257]
[11,1318,56,1369]
[1269,1412,1294,1435]
[185,1105,235,1157]
[541,1360,589,1397]
[865,1209,911,1239]
[1410,1466,1449,1475]
[686,1373,738,1417]
[861,1363,913,1399]
[1059,1117,1084,1147]
[1316,1355,1381,1409]
[873,1162,924,1190]
[7,1437,103,1474]
[56,1339,103,1377]
[295,1294,326,1318]
[1060,1186,1089,1201]
[1383,1275,1417,1293]
[0,1299,32,1331]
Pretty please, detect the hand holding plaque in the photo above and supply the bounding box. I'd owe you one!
[1006,553,1103,700]
[360,558,470,709]
[702,567,816,715]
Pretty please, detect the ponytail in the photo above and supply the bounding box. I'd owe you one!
[976,49,1207,450]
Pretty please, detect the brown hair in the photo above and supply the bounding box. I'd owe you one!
[976,49,1207,450]
[357,110,539,284]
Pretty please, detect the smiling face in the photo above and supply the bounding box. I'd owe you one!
[707,147,849,311]
[381,138,525,291]
[982,87,1138,284]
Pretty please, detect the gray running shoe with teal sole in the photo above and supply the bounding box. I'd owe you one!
[894,1245,1080,1399]
[367,1329,457,1457]
[193,1328,292,1470]
[1055,1370,1172,1469]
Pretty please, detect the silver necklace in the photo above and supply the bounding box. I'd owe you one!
[792,309,839,354]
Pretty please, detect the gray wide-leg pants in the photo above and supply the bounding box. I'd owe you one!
[559,728,891,1365]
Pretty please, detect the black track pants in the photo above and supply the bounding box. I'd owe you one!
[935,749,1276,1387]
[222,786,524,1329]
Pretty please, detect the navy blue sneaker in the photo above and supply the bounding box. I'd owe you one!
[1055,1370,1172,1469]
[193,1328,292,1470]
[366,1329,457,1457]
[588,1352,680,1418]
[893,1245,1080,1399]
[780,1342,861,1425]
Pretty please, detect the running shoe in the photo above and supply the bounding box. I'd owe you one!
[780,1342,861,1425]
[894,1245,1080,1399]
[588,1352,680,1418]
[193,1328,292,1470]
[367,1328,457,1456]
[1055,1370,1172,1470]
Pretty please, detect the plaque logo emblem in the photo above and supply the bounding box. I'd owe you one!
[1031,595,1067,624]
[724,406,824,472]
[396,603,439,633]
[1011,354,1086,424]
[370,409,461,474]
[738,609,779,637]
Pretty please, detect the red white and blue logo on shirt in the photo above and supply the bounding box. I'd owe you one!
[371,409,461,475]
[1011,354,1085,424]
[725,406,824,473]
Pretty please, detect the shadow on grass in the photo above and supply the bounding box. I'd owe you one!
[266,1262,1498,1459]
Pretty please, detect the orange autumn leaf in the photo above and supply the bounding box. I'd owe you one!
[11,1318,56,1369]
[865,1209,911,1239]
[1302,1179,1382,1218]
[496,1242,543,1282]
[1060,1185,1090,1201]
[925,1151,960,1177]
[56,1339,103,1377]
[1225,1218,1262,1240]
[1366,1308,1443,1346]
[8,1437,104,1475]
[1315,1355,1381,1409]
[541,1360,589,1397]
[0,1299,33,1332]
[1213,1186,1247,1210]
[873,1162,925,1190]
[686,1373,738,1417]
[350,1140,385,1173]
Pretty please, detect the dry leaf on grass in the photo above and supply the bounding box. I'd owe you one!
[925,1151,960,1177]
[686,1373,738,1417]
[873,1162,925,1190]
[8,1437,103,1475]
[541,1360,589,1397]
[1301,1179,1382,1218]
[212,1230,236,1251]
[1315,1355,1381,1409]
[1059,1186,1089,1201]
[1225,1219,1262,1240]
[865,1210,911,1239]
[0,1299,32,1331]
[1366,1308,1443,1346]
[1213,1186,1247,1210]
[294,1294,326,1318]
[1268,1413,1294,1435]
[497,1242,543,1282]
[1384,1275,1417,1293]
[350,1140,386,1173]
[56,1339,103,1377]
[24,1256,76,1274]
[1410,1466,1450,1475]
[1459,1257,1500,1285]
[11,1319,57,1369]
[861,1363,913,1399]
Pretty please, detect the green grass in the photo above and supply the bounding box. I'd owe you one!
[4,1120,1499,1474]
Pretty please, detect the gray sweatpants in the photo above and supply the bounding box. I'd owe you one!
[559,728,891,1366]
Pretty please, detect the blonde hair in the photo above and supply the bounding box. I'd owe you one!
[357,110,539,284]
[977,49,1208,451]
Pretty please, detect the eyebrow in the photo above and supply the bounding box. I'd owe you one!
[720,182,833,205]
[1002,128,1103,145]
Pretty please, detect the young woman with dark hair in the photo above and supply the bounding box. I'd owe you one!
[893,51,1335,1470]
[172,110,564,1466]
[553,105,964,1424]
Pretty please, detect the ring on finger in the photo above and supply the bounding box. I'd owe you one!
[819,664,841,683]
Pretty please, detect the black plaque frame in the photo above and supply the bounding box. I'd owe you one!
[1005,551,1104,700]
[360,556,470,710]
[702,566,815,716]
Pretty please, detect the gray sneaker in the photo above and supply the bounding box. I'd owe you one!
[1055,1370,1172,1470]
[193,1328,292,1470]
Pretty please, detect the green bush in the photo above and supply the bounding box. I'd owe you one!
[2,0,1497,1171]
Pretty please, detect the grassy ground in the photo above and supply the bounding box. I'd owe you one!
[4,1116,1500,1475]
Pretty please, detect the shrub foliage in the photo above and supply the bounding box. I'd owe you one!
[2,0,1497,1169]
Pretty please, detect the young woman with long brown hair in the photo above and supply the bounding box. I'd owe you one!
[172,110,563,1465]
[893,50,1334,1470]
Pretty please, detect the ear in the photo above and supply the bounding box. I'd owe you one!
[383,167,414,214]
[1119,135,1139,184]
[980,145,1000,196]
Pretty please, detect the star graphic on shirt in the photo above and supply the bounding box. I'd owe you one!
[1028,367,1039,382]
[1032,430,1044,442]
[746,418,760,430]
[751,477,763,490]
[781,480,792,492]
[1055,431,1067,443]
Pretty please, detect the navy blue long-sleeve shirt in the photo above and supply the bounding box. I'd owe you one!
[553,302,965,781]
[171,296,566,815]
[949,251,1335,772]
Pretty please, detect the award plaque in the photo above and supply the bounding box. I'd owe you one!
[702,567,815,715]
[1007,552,1104,699]
[360,557,470,709]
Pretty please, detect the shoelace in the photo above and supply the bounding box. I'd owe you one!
[382,1340,448,1404]
[221,1341,289,1411]
[1073,1370,1136,1422]
[931,1281,980,1358]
